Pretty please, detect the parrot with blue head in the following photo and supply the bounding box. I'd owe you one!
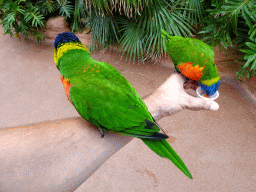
[161,30,220,96]
[54,32,192,179]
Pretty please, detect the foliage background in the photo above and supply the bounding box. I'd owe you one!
[0,0,255,78]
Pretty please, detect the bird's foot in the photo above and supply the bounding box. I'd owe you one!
[97,127,105,138]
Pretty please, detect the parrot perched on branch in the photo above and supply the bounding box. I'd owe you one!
[54,32,192,179]
[161,30,220,96]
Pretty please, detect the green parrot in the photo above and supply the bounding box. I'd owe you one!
[161,30,220,96]
[54,32,192,179]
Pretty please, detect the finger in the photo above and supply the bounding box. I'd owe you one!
[184,96,219,111]
[183,80,199,91]
[183,83,198,91]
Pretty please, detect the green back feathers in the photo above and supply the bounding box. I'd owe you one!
[54,33,155,135]
[162,30,219,81]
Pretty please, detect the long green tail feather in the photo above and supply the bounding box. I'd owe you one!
[142,138,193,179]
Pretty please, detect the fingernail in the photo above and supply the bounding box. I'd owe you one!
[210,102,219,111]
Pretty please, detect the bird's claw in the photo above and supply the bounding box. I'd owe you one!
[97,127,105,138]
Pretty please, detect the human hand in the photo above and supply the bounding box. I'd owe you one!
[144,73,219,120]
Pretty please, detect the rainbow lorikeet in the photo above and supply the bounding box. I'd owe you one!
[54,32,192,179]
[161,30,220,96]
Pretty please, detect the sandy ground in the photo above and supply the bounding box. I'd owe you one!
[1,17,256,191]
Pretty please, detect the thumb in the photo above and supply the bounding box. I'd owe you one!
[184,96,219,111]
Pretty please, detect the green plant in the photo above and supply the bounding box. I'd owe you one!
[0,0,206,62]
[199,0,256,78]
[0,0,87,42]
[236,38,256,78]
[181,0,206,25]
[0,0,45,42]
[87,9,119,52]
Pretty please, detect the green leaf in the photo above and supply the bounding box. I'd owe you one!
[24,6,44,27]
[245,41,256,50]
[250,59,256,70]
[56,0,73,18]
[2,11,16,24]
[38,0,56,14]
[246,69,251,78]
[242,54,256,68]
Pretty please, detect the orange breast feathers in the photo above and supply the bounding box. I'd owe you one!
[178,62,205,81]
[60,75,72,102]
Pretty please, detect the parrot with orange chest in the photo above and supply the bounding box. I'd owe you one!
[161,30,220,96]
[54,32,193,179]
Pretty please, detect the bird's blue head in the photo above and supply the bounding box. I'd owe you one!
[198,80,220,96]
[54,32,81,49]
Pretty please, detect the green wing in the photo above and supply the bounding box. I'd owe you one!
[162,30,219,80]
[68,61,163,138]
[68,62,193,178]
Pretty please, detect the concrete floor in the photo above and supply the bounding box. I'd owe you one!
[0,23,256,192]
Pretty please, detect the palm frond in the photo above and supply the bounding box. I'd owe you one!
[118,17,145,63]
[88,10,119,51]
[55,0,73,18]
[181,0,205,24]
[71,0,87,32]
